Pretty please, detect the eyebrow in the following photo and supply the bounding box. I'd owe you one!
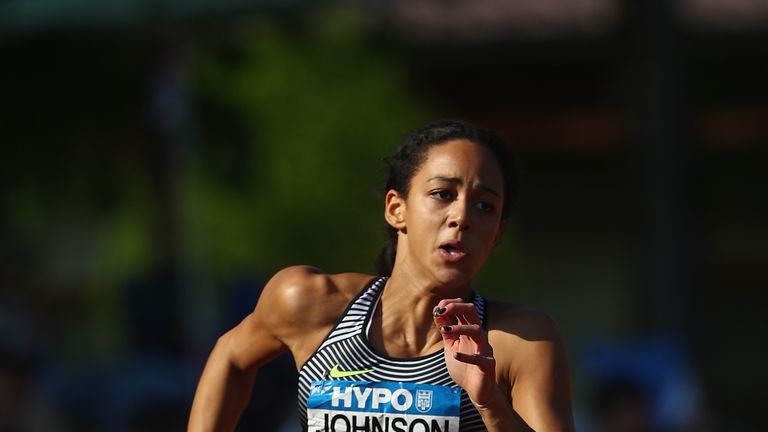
[427,176,501,198]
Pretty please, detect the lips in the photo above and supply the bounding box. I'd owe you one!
[438,240,467,262]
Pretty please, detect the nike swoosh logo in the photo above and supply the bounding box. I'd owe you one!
[329,363,374,378]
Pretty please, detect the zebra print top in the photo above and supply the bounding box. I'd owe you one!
[297,276,488,431]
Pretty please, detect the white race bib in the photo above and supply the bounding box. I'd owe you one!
[307,380,461,432]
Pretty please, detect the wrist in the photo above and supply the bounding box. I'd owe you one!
[474,387,511,430]
[472,384,508,414]
[472,386,532,432]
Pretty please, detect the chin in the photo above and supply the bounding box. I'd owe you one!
[433,266,476,288]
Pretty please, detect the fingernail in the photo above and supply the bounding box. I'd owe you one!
[433,307,447,317]
[441,326,452,333]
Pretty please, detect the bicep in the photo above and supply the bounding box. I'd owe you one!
[219,308,288,374]
[510,336,574,431]
[494,310,574,432]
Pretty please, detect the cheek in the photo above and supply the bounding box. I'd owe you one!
[405,206,441,237]
[414,201,444,222]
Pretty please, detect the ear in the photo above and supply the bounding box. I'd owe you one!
[493,219,507,249]
[384,189,407,231]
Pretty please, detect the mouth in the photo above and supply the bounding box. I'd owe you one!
[438,241,467,262]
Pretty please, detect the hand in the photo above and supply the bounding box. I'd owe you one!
[433,298,498,407]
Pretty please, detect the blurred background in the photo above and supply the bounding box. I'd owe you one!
[1,0,766,431]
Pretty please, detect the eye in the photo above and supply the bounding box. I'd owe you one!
[475,201,496,213]
[430,189,454,201]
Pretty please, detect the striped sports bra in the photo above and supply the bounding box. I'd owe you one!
[297,276,488,431]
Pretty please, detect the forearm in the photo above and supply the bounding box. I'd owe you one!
[475,387,534,432]
[188,337,257,432]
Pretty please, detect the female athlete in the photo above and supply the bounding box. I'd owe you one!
[188,119,575,431]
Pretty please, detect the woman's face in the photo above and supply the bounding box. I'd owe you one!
[390,138,506,288]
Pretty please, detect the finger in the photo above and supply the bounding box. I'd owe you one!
[440,324,489,353]
[433,302,479,326]
[439,327,460,345]
[452,351,496,369]
[432,300,462,327]
[435,298,465,309]
[433,310,453,328]
[440,324,483,340]
[433,301,477,317]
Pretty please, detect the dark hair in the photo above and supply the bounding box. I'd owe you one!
[375,119,517,276]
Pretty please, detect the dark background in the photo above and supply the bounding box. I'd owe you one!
[1,1,766,431]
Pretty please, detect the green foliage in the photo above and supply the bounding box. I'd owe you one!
[185,8,430,277]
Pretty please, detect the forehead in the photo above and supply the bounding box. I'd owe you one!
[416,139,504,185]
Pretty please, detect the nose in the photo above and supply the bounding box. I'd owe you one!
[447,200,469,231]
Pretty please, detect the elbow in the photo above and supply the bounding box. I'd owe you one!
[213,330,260,378]
[210,331,242,371]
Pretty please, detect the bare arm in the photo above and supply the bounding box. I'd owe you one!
[187,325,282,431]
[188,266,337,432]
[433,299,535,432]
[502,307,575,431]
[435,299,574,431]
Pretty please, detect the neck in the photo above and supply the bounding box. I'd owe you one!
[370,265,473,358]
[386,264,473,305]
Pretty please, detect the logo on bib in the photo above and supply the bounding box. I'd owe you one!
[416,389,433,413]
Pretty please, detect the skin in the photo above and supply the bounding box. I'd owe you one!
[188,139,575,431]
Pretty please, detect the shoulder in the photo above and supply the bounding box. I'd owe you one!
[485,300,566,371]
[485,300,563,344]
[261,265,373,308]
[254,266,376,360]
[215,266,375,372]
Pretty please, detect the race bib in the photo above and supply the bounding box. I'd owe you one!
[307,380,461,432]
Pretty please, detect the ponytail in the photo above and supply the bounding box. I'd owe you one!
[375,225,398,276]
